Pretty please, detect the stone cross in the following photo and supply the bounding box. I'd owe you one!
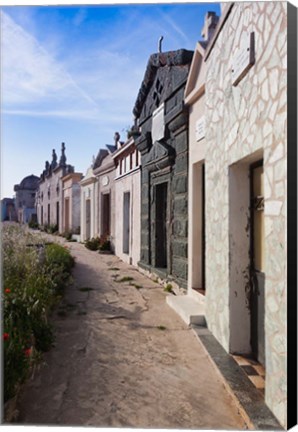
[158,36,164,53]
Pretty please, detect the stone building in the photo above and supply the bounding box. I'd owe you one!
[168,3,288,427]
[112,135,141,266]
[168,11,219,322]
[14,174,39,223]
[61,172,82,234]
[133,48,193,288]
[92,140,117,250]
[36,143,76,232]
[1,198,17,222]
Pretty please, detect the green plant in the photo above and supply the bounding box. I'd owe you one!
[78,287,94,292]
[46,224,58,234]
[157,325,167,331]
[28,220,39,229]
[2,224,75,402]
[108,267,120,271]
[99,239,111,251]
[164,284,173,293]
[85,237,101,251]
[130,283,142,290]
[116,276,134,283]
[63,231,72,241]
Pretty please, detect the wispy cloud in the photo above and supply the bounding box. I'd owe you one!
[1,10,100,119]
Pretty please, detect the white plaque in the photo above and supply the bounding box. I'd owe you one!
[102,176,109,186]
[152,103,165,142]
[232,32,255,86]
[196,116,205,142]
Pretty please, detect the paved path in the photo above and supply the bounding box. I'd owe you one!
[16,238,247,429]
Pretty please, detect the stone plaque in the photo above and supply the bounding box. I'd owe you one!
[152,103,165,142]
[196,116,205,141]
[102,175,109,186]
[232,32,255,86]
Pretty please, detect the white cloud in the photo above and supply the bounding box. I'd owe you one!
[1,10,100,117]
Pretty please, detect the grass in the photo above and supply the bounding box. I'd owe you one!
[130,282,142,290]
[116,276,134,283]
[157,325,167,331]
[164,284,173,293]
[78,287,94,292]
[108,267,120,271]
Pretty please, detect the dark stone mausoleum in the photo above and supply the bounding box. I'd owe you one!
[132,49,193,288]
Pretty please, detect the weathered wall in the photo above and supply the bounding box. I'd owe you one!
[204,2,287,426]
[114,169,141,266]
[135,51,193,287]
[80,169,97,241]
[94,155,116,251]
[37,168,64,231]
[188,95,206,293]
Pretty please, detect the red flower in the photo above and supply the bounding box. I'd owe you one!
[24,348,32,357]
[3,333,9,341]
[5,289,11,294]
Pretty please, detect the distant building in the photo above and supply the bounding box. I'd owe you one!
[80,149,109,242]
[1,198,17,222]
[14,174,39,223]
[62,172,83,234]
[92,137,117,251]
[112,135,141,266]
[36,143,79,233]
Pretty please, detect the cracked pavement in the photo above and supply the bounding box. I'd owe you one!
[16,238,247,429]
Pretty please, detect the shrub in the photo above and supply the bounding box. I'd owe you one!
[47,224,58,234]
[99,239,111,251]
[2,224,74,403]
[85,237,101,251]
[28,220,39,229]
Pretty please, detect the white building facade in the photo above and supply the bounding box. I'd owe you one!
[113,137,141,266]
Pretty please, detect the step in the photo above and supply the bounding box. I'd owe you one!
[166,294,206,326]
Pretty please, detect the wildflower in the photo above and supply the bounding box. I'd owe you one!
[24,348,32,357]
[5,289,11,294]
[3,333,9,341]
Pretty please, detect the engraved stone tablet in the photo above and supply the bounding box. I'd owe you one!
[196,116,206,141]
[152,103,165,142]
[232,32,255,86]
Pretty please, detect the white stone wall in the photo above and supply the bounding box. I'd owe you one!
[37,169,64,231]
[80,186,96,241]
[114,169,141,266]
[94,157,116,251]
[204,2,287,426]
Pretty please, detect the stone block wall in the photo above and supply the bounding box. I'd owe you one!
[204,2,287,426]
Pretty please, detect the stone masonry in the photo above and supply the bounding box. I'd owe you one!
[133,49,193,288]
[204,2,287,426]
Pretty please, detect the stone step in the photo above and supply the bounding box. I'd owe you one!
[166,294,206,326]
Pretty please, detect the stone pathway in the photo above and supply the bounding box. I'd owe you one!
[15,237,247,429]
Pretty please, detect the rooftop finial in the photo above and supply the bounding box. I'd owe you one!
[158,36,164,53]
[59,142,67,166]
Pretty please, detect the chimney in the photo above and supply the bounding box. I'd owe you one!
[201,11,219,42]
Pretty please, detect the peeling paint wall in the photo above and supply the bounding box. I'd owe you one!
[204,2,287,426]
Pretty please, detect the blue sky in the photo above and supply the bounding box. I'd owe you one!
[1,2,221,198]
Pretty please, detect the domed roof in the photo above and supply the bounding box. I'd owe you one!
[19,174,39,190]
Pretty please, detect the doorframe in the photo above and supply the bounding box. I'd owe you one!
[249,158,265,365]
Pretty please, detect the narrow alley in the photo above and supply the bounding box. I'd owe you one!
[15,237,246,429]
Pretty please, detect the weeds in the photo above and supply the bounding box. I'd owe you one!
[164,284,173,293]
[78,287,94,292]
[157,325,167,331]
[116,276,134,283]
[2,223,74,403]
